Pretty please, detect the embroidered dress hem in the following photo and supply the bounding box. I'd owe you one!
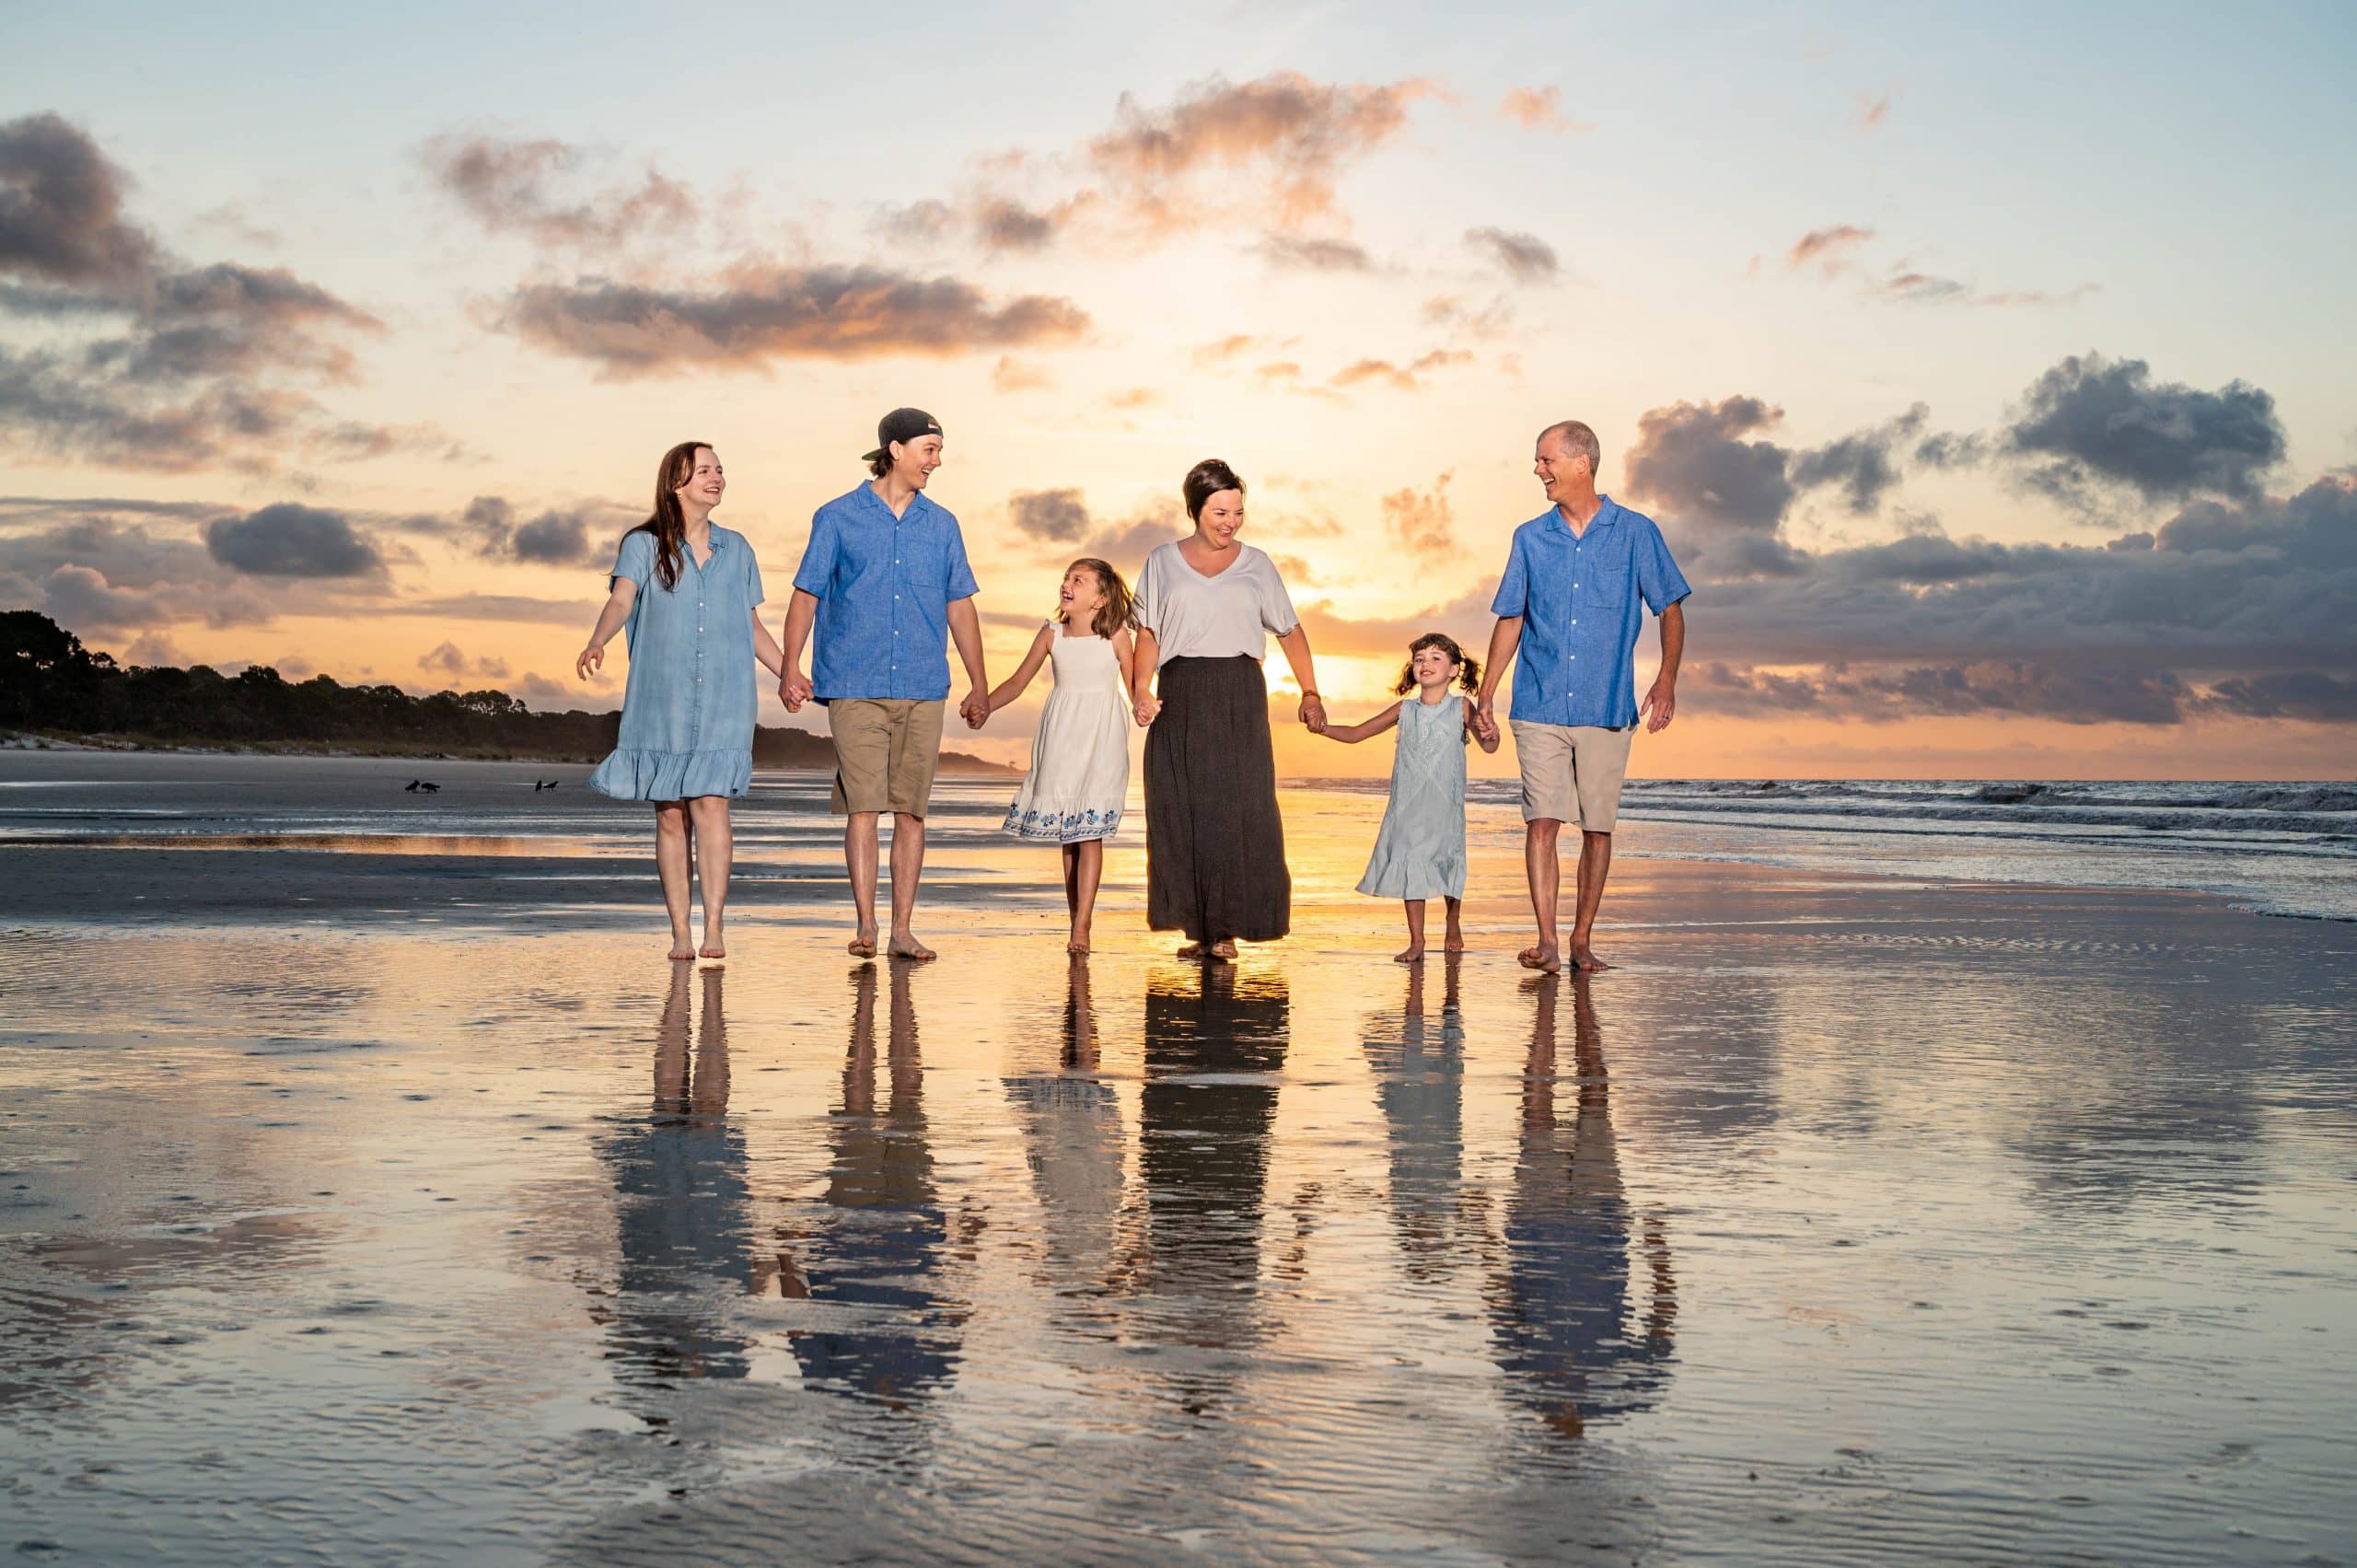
[1003,802,1124,844]
[588,746,752,801]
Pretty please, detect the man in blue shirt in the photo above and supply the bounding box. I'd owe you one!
[1476,420,1690,973]
[780,407,991,962]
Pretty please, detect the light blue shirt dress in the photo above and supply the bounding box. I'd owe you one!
[588,525,765,801]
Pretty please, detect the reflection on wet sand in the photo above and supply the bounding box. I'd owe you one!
[1363,958,1468,1286]
[1491,972,1678,1439]
[597,963,759,1390]
[1004,958,1125,1297]
[776,963,965,1413]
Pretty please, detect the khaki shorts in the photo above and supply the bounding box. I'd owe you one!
[1511,720,1634,831]
[829,698,946,817]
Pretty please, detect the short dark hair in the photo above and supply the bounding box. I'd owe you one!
[1538,420,1600,479]
[1182,458,1245,520]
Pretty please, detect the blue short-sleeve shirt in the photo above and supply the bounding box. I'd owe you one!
[793,483,979,703]
[1490,494,1690,728]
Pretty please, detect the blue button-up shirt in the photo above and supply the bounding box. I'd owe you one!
[793,483,981,703]
[1491,494,1690,728]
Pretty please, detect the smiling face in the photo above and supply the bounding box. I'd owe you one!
[1533,429,1588,505]
[1194,488,1245,549]
[890,434,944,491]
[1410,642,1460,691]
[1058,563,1107,622]
[673,447,725,510]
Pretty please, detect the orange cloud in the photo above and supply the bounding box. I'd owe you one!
[1499,86,1591,134]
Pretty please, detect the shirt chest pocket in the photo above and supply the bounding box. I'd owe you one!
[1573,562,1628,607]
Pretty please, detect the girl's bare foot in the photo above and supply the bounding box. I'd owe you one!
[888,932,936,961]
[1394,945,1425,964]
[1517,945,1562,972]
[847,925,877,958]
[1569,941,1613,971]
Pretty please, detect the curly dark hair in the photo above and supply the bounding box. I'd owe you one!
[1394,631,1480,695]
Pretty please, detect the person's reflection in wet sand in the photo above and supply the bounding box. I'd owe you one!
[1489,971,1677,1440]
[1364,956,1468,1285]
[774,962,964,1414]
[1004,957,1125,1298]
[1123,961,1287,1411]
[598,963,757,1391]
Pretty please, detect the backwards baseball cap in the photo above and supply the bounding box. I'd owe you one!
[862,407,943,463]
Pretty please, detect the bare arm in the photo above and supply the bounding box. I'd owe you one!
[1273,623,1326,733]
[778,588,819,709]
[1318,700,1402,744]
[750,608,785,680]
[1110,628,1137,691]
[576,579,638,679]
[948,597,990,729]
[1474,615,1523,741]
[1131,627,1161,725]
[1641,600,1686,733]
[987,625,1055,714]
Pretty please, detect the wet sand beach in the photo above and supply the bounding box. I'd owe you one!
[2,758,2353,1563]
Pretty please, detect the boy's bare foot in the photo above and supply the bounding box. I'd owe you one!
[1517,945,1562,972]
[1569,941,1614,972]
[888,932,936,961]
[1394,945,1425,964]
[847,924,877,958]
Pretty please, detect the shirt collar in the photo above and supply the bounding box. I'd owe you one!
[861,482,932,523]
[1531,494,1622,537]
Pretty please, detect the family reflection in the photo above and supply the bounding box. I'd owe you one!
[1004,958,1125,1296]
[598,963,758,1388]
[1363,958,1468,1285]
[1490,972,1678,1439]
[774,962,965,1412]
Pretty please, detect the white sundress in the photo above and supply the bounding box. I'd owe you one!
[1357,692,1469,900]
[1003,625,1131,844]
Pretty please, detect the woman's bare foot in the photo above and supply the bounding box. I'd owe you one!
[1394,944,1425,964]
[847,924,877,958]
[1178,937,1237,961]
[1444,932,1467,953]
[668,938,695,961]
[1517,944,1562,972]
[888,931,937,961]
[699,943,726,960]
[1066,931,1091,955]
[1569,941,1613,971]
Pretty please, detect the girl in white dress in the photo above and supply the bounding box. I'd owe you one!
[990,558,1138,953]
[1317,633,1501,962]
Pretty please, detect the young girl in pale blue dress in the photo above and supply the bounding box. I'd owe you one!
[576,441,788,962]
[1316,633,1500,962]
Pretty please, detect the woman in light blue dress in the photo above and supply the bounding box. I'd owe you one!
[1316,632,1500,962]
[576,441,788,961]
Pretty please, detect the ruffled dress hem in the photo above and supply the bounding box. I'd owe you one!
[588,747,752,801]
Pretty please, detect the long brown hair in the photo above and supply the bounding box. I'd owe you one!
[631,440,712,592]
[1394,631,1480,694]
[1059,557,1135,640]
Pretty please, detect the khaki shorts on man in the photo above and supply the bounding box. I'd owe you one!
[830,698,945,817]
[1510,720,1634,830]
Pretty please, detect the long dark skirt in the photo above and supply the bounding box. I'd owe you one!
[1146,656,1291,943]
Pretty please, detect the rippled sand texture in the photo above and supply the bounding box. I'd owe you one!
[4,867,2355,1563]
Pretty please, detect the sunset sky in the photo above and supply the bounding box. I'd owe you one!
[4,2,2352,778]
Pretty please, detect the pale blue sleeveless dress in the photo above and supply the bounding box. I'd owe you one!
[1357,693,1469,900]
[589,525,765,801]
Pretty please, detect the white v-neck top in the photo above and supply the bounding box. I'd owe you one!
[1132,540,1300,666]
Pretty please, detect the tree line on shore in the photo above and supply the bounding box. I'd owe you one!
[0,610,941,768]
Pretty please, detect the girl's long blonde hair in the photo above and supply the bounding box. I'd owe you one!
[1059,557,1135,640]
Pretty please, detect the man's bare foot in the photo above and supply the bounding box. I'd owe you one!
[1569,943,1614,972]
[847,925,877,958]
[888,932,936,961]
[1394,945,1425,964]
[699,943,726,960]
[1517,945,1562,972]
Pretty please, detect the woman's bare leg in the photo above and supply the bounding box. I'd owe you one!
[688,796,732,958]
[1397,899,1427,963]
[1443,896,1466,952]
[654,802,693,959]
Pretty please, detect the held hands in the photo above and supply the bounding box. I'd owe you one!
[959,688,990,730]
[1297,692,1327,734]
[575,644,603,680]
[1132,692,1161,727]
[779,669,812,713]
[1640,679,1678,733]
[1472,694,1501,745]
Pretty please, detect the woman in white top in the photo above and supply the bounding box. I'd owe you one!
[1130,458,1327,959]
